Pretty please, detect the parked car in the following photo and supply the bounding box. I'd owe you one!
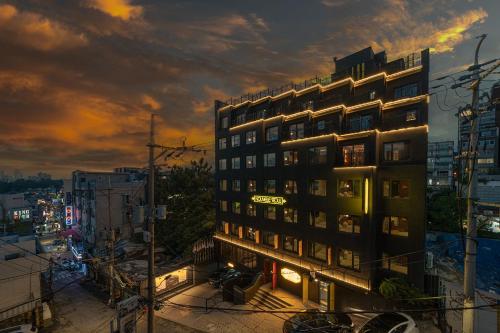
[0,324,37,333]
[283,311,353,333]
[208,267,233,288]
[356,312,418,333]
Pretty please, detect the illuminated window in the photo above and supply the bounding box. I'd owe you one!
[317,120,326,131]
[309,211,326,229]
[246,130,257,144]
[309,146,327,165]
[342,144,365,166]
[394,83,418,99]
[264,153,276,167]
[309,180,327,196]
[406,110,417,121]
[230,223,239,236]
[383,180,410,198]
[247,179,256,192]
[232,179,240,192]
[246,204,256,217]
[246,155,256,168]
[232,202,241,214]
[220,116,228,129]
[262,231,275,247]
[219,179,227,191]
[245,227,256,241]
[282,235,299,253]
[382,253,408,274]
[338,248,360,270]
[231,134,240,148]
[384,142,409,161]
[264,179,276,194]
[284,208,298,223]
[218,138,227,150]
[283,150,299,166]
[348,114,372,131]
[266,126,279,142]
[369,91,376,100]
[218,159,227,171]
[338,179,360,198]
[284,180,298,194]
[231,157,240,169]
[264,206,276,220]
[288,123,304,140]
[338,214,361,233]
[308,242,327,261]
[383,216,409,237]
[219,200,228,212]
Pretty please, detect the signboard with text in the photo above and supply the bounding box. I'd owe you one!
[251,195,287,205]
[65,206,73,226]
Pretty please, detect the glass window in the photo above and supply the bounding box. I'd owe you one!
[265,179,276,194]
[391,180,410,198]
[309,146,327,165]
[317,120,326,131]
[231,134,240,148]
[383,180,390,197]
[283,150,299,166]
[342,144,365,166]
[218,159,227,171]
[245,227,256,241]
[264,206,276,220]
[232,179,240,192]
[360,115,372,130]
[264,153,276,167]
[218,138,227,150]
[231,157,240,169]
[219,179,227,191]
[289,123,304,140]
[282,235,299,253]
[284,208,298,223]
[406,110,417,121]
[235,113,245,125]
[309,180,327,196]
[246,204,256,217]
[308,242,327,261]
[246,130,257,144]
[394,83,418,99]
[232,202,241,214]
[266,126,279,142]
[338,179,360,197]
[220,116,228,129]
[247,179,256,192]
[284,180,298,194]
[338,214,361,233]
[246,155,256,168]
[384,142,409,161]
[309,211,327,229]
[348,114,373,132]
[383,216,409,237]
[383,253,408,274]
[230,223,239,236]
[369,91,376,100]
[219,200,228,212]
[262,231,275,246]
[338,248,360,270]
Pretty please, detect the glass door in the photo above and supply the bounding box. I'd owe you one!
[319,281,328,311]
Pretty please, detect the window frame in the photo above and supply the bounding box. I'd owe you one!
[231,134,241,148]
[338,179,361,198]
[309,179,327,196]
[309,146,328,165]
[383,141,410,161]
[265,126,279,143]
[263,152,276,167]
[309,211,327,229]
[338,214,361,234]
[246,130,257,144]
[283,150,299,166]
[231,157,241,169]
[246,155,257,168]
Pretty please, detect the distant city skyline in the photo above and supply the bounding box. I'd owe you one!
[1,0,499,177]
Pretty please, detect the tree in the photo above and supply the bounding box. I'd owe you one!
[379,277,433,308]
[427,190,461,233]
[155,158,215,258]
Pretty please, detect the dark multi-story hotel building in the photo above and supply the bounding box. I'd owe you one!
[214,47,429,310]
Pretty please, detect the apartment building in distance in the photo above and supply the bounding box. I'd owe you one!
[214,47,430,310]
[427,141,455,190]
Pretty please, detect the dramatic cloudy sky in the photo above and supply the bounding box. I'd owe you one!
[0,0,499,178]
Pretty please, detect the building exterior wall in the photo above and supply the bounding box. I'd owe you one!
[427,141,455,189]
[213,47,429,308]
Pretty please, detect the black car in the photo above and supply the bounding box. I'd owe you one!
[283,311,353,333]
[208,267,235,288]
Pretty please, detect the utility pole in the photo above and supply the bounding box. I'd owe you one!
[463,33,487,333]
[107,176,115,307]
[147,114,156,333]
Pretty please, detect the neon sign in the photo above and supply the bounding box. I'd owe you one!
[65,206,73,225]
[281,268,301,284]
[251,195,287,205]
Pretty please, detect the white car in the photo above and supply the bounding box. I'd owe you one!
[0,324,37,333]
[356,312,418,333]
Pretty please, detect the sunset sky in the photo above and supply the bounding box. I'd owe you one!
[1,0,499,178]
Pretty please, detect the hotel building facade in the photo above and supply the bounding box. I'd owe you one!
[214,47,429,310]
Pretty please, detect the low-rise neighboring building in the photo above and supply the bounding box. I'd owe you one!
[427,141,455,190]
[0,193,31,223]
[72,170,146,255]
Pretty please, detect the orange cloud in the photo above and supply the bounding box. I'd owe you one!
[0,4,88,51]
[142,95,162,111]
[86,0,143,20]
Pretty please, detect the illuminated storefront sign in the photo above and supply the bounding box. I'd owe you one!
[65,206,73,225]
[364,178,369,215]
[12,209,30,221]
[281,268,301,284]
[251,195,287,205]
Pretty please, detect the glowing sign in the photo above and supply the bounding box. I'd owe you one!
[251,195,287,205]
[65,206,73,226]
[281,268,301,284]
[364,178,369,215]
[13,209,30,221]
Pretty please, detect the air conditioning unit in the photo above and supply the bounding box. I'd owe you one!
[425,251,434,269]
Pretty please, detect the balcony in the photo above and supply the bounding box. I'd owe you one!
[214,232,371,291]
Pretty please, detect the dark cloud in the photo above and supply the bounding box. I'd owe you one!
[0,0,498,177]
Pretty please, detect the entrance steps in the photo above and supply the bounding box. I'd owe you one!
[250,288,293,310]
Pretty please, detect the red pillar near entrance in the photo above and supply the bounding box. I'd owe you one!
[272,261,277,290]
